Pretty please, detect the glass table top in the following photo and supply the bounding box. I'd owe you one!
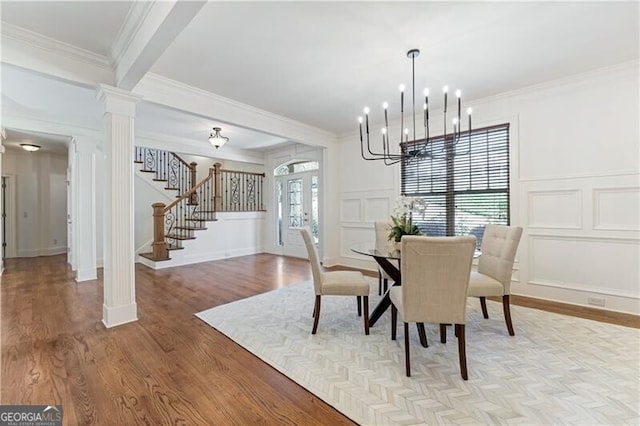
[351,242,481,260]
[351,242,401,260]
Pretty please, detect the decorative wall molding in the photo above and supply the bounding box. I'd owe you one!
[593,186,640,231]
[528,234,640,299]
[135,73,337,148]
[466,60,639,114]
[109,1,155,67]
[520,170,639,183]
[339,199,362,223]
[528,189,582,229]
[1,23,111,69]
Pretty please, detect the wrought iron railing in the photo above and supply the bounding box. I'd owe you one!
[134,146,197,195]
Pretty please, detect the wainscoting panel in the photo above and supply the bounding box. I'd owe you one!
[528,189,582,229]
[593,187,640,231]
[363,197,390,222]
[339,199,362,223]
[529,234,640,298]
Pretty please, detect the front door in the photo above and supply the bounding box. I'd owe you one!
[281,171,318,258]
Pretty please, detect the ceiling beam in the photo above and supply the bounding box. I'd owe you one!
[110,1,206,91]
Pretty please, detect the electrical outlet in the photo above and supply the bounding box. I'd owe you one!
[587,297,605,307]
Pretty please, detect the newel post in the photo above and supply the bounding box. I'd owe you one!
[152,203,168,260]
[213,162,222,211]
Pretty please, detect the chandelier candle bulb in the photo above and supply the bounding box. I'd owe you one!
[443,86,449,113]
[364,107,370,136]
[358,116,363,143]
[467,107,472,131]
[383,102,389,128]
[400,84,405,141]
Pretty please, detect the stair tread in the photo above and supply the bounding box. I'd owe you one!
[186,218,218,222]
[133,160,143,164]
[139,252,170,261]
[174,226,207,231]
[140,169,155,173]
[153,178,168,182]
[167,244,184,251]
[166,234,196,240]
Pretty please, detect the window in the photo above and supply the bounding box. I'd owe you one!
[274,161,319,176]
[401,123,510,247]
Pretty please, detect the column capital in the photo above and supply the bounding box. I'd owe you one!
[96,84,142,117]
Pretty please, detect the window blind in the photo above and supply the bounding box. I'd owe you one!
[401,123,510,247]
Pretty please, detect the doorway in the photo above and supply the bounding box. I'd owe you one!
[275,161,319,258]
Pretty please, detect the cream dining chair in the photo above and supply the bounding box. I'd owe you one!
[374,221,397,295]
[390,235,476,379]
[468,224,523,336]
[300,227,370,335]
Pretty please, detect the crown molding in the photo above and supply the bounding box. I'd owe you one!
[136,72,337,146]
[109,2,154,67]
[1,22,112,70]
[471,60,639,107]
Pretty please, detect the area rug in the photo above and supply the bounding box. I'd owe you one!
[196,281,640,425]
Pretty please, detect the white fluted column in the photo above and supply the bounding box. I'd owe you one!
[97,85,141,328]
[72,137,98,282]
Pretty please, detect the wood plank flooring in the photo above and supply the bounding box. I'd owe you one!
[2,255,637,425]
[1,254,354,425]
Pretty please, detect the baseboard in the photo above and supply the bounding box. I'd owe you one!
[17,247,68,257]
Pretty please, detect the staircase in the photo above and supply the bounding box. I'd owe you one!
[133,147,265,263]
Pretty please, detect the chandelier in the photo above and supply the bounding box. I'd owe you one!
[208,127,229,149]
[358,49,472,165]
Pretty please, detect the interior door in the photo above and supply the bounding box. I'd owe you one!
[282,171,318,258]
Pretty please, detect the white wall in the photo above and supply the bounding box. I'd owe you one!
[137,211,265,269]
[2,149,68,257]
[333,61,640,315]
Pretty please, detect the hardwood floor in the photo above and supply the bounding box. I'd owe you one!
[1,254,355,425]
[2,255,638,425]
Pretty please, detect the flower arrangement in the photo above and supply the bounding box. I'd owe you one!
[388,196,425,243]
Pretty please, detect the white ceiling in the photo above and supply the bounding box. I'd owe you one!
[3,128,71,156]
[1,1,639,150]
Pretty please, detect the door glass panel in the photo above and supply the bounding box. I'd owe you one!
[276,179,283,245]
[287,178,303,228]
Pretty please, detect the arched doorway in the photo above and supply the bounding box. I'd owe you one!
[274,160,319,258]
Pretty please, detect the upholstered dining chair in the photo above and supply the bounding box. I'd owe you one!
[374,221,397,295]
[390,235,476,378]
[467,224,523,336]
[300,227,370,335]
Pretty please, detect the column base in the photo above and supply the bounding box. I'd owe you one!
[102,302,138,328]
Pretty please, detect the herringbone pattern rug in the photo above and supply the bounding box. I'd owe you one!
[196,281,640,425]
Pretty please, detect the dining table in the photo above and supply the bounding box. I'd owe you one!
[351,242,430,347]
[351,241,481,348]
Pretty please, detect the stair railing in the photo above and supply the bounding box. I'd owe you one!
[149,163,266,260]
[134,146,197,195]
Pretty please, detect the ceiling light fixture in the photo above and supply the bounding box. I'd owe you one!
[358,48,473,165]
[20,143,41,152]
[208,127,229,149]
